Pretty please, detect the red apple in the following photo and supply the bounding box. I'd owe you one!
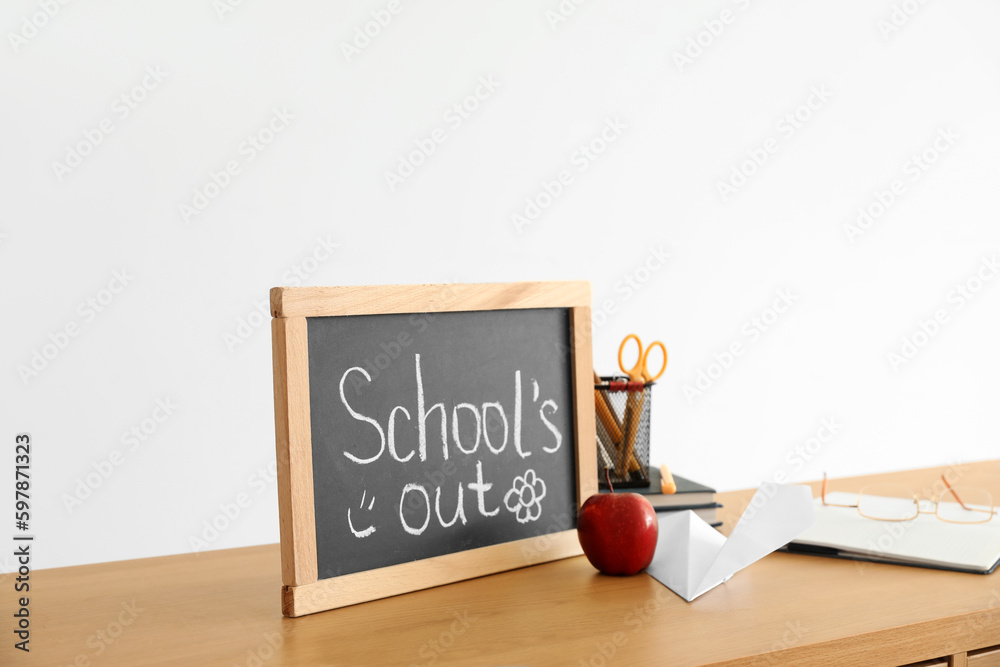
[577,491,658,575]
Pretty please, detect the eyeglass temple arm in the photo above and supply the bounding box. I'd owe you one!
[827,473,914,510]
[940,475,972,511]
[821,473,860,508]
[939,474,999,514]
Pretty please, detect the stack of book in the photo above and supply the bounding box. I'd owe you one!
[600,466,721,527]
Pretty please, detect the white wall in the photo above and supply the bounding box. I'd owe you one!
[3,0,999,570]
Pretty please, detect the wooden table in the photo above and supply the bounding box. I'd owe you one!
[12,461,1000,666]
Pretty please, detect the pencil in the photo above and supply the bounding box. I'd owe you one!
[660,463,677,494]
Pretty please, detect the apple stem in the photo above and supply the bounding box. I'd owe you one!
[605,468,614,493]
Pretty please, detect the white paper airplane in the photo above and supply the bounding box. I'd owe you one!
[646,484,815,601]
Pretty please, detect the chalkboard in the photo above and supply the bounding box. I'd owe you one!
[308,308,577,578]
[271,282,596,616]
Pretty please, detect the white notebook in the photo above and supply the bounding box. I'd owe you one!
[786,492,1000,574]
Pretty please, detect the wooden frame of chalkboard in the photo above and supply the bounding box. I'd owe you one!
[270,281,597,617]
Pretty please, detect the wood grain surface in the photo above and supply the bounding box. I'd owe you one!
[11,460,1000,666]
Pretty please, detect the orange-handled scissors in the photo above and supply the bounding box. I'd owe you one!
[618,334,667,383]
[617,334,667,476]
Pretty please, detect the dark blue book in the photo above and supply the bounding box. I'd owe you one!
[601,467,716,509]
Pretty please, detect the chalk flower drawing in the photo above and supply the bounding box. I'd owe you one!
[504,469,547,523]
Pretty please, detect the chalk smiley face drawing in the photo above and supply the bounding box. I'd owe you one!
[347,489,376,538]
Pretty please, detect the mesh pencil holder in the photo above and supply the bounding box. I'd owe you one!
[594,376,653,488]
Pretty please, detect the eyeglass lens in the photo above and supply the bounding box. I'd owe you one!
[938,487,994,524]
[857,485,918,521]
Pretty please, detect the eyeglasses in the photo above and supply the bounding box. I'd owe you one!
[821,473,998,524]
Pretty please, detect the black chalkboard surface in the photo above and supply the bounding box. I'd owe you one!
[271,282,595,616]
[307,309,577,579]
